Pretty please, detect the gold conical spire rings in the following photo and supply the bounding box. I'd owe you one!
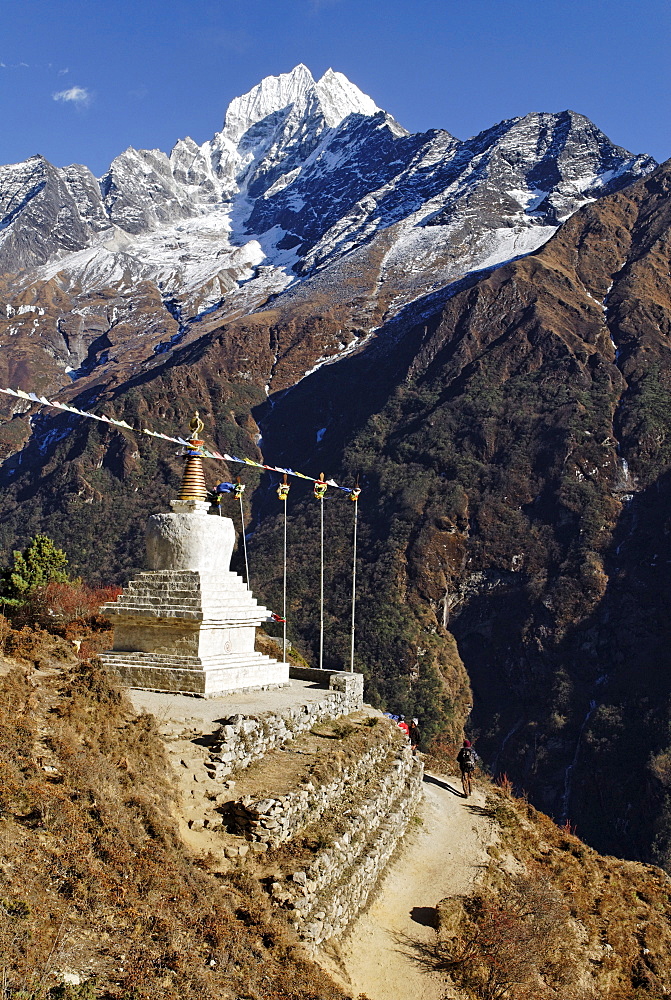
[177,410,208,503]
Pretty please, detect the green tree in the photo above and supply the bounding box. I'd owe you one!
[0,534,70,606]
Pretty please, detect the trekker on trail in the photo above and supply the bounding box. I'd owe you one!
[397,715,410,737]
[408,718,421,755]
[457,739,477,798]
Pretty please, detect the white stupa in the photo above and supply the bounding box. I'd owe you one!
[100,413,289,696]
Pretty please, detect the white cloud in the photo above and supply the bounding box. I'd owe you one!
[53,85,91,108]
[58,67,69,76]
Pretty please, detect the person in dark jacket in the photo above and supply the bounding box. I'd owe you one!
[456,739,477,798]
[408,718,421,755]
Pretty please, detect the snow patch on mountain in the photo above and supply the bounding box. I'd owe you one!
[476,225,559,270]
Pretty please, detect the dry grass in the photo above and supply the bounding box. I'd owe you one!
[435,776,671,999]
[0,620,353,1000]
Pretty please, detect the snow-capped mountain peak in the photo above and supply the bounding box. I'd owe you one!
[313,68,380,127]
[221,64,379,146]
[222,64,316,144]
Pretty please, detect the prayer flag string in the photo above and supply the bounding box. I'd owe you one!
[0,386,355,491]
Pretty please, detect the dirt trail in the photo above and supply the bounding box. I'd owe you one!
[318,770,496,1000]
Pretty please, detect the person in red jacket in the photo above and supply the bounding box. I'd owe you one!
[397,715,410,737]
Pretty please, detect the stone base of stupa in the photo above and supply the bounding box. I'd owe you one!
[101,512,289,697]
[101,649,289,697]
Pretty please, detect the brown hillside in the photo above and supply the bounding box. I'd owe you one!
[0,625,350,1000]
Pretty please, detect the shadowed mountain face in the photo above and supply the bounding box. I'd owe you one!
[0,68,668,863]
[245,160,671,864]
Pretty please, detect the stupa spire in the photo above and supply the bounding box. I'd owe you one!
[171,411,210,514]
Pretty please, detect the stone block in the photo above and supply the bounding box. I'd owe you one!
[266,753,424,946]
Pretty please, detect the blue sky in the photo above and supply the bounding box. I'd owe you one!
[1,0,669,176]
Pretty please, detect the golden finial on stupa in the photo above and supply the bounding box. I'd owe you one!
[177,411,208,504]
[189,410,205,439]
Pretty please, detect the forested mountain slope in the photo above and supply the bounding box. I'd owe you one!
[249,158,671,863]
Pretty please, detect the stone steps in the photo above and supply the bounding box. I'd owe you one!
[102,650,289,696]
[111,596,264,610]
[130,571,250,589]
[116,596,255,608]
[105,604,270,628]
[101,652,201,666]
[101,650,278,671]
[123,583,253,597]
[107,599,265,614]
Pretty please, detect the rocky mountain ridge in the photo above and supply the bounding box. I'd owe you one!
[0,65,655,408]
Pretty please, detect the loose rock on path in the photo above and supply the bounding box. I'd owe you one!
[317,770,495,1000]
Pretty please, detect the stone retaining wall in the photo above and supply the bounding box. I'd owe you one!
[229,730,398,845]
[206,671,364,780]
[270,749,424,947]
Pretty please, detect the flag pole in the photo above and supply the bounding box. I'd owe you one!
[349,484,360,672]
[235,478,250,586]
[276,475,290,664]
[313,473,328,670]
[320,493,324,670]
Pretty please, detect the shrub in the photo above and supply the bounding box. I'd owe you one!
[425,733,460,774]
[0,535,70,608]
[437,870,581,999]
[30,581,122,626]
[332,721,356,740]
